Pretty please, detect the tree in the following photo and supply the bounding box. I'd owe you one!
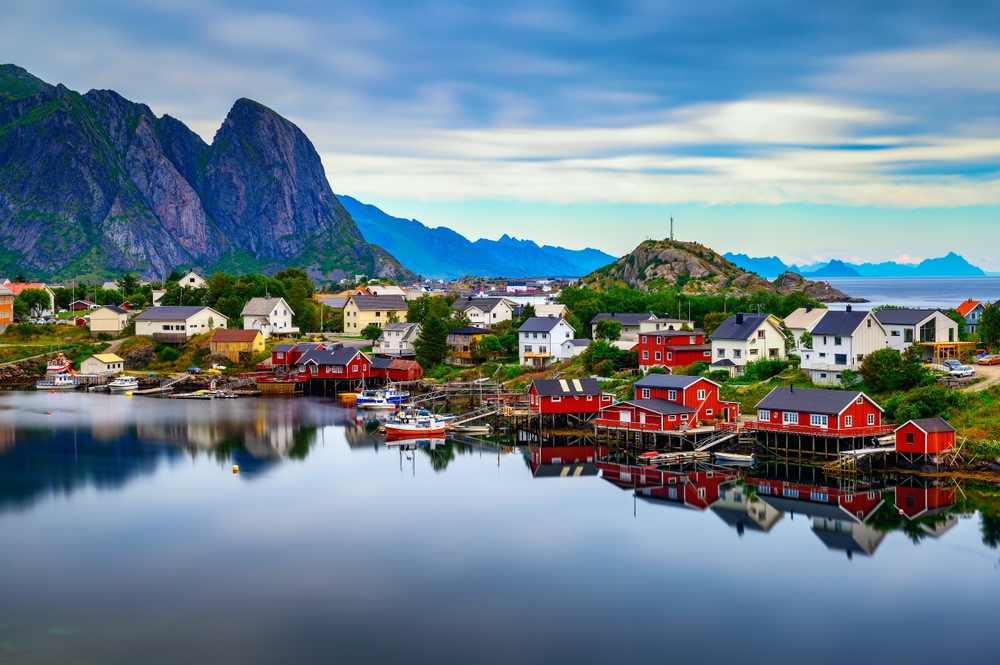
[479,335,506,359]
[839,369,861,390]
[360,323,383,344]
[14,273,27,283]
[945,308,969,341]
[469,337,487,365]
[799,331,813,350]
[414,316,449,367]
[166,270,183,284]
[13,288,50,318]
[594,319,622,342]
[520,304,537,321]
[387,310,400,323]
[702,312,728,336]
[119,273,139,296]
[859,348,902,393]
[980,303,1000,352]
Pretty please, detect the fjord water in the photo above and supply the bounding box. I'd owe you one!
[1,394,998,665]
[825,276,1000,309]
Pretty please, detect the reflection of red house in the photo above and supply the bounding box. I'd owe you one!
[747,478,884,523]
[597,462,738,504]
[894,418,956,457]
[528,378,612,415]
[895,483,957,519]
[752,387,891,437]
[638,330,712,371]
[528,445,606,477]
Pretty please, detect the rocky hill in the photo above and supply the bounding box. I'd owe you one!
[0,64,411,282]
[581,240,853,301]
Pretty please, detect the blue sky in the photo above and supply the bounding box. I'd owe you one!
[5,1,1000,266]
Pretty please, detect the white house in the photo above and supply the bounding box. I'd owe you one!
[518,317,576,366]
[590,312,659,343]
[784,306,828,349]
[874,308,959,354]
[80,353,125,376]
[3,282,56,316]
[534,303,569,319]
[451,296,517,327]
[88,305,131,337]
[799,308,887,385]
[637,317,695,335]
[709,313,786,376]
[367,285,407,297]
[374,322,421,357]
[241,296,298,339]
[561,338,590,358]
[134,306,227,343]
[179,271,207,289]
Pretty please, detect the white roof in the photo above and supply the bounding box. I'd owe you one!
[784,307,827,331]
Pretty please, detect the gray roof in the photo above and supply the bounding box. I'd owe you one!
[0,285,13,297]
[712,359,736,367]
[452,297,512,312]
[874,308,941,326]
[756,387,879,415]
[905,418,956,434]
[297,347,365,366]
[634,374,703,389]
[710,313,776,341]
[448,327,491,335]
[812,310,871,336]
[371,357,393,369]
[621,398,694,415]
[348,294,407,311]
[760,496,862,524]
[590,312,657,326]
[564,339,591,347]
[97,305,128,315]
[531,378,602,396]
[519,317,573,333]
[134,306,218,322]
[241,296,292,317]
[382,322,418,332]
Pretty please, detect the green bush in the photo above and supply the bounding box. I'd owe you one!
[160,347,180,362]
[646,366,668,375]
[708,370,730,383]
[594,359,615,376]
[741,358,790,381]
[882,385,964,422]
[673,361,710,376]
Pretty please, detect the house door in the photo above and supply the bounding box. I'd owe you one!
[619,411,631,424]
[639,412,646,426]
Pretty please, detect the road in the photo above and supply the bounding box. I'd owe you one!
[965,363,1000,392]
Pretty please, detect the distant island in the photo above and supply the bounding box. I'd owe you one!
[724,252,988,279]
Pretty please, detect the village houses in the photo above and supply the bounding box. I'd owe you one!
[343,294,407,332]
[88,305,131,337]
[133,306,227,343]
[518,317,576,366]
[451,296,517,327]
[374,322,420,357]
[797,307,886,385]
[709,312,786,376]
[874,308,959,357]
[955,299,984,334]
[0,284,13,332]
[589,312,658,343]
[210,329,265,363]
[3,282,56,316]
[241,296,298,339]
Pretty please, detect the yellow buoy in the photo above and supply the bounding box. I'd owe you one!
[125,391,133,397]
[232,465,239,474]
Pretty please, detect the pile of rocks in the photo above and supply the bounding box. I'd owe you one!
[0,361,40,388]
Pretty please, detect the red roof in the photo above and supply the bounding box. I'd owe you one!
[211,329,261,343]
[4,282,49,295]
[956,299,980,316]
[389,358,421,371]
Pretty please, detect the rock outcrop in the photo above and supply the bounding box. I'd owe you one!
[0,64,413,282]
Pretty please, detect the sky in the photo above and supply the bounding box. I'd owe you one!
[4,0,1000,266]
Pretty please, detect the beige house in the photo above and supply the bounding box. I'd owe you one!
[133,306,227,343]
[784,307,827,350]
[179,270,207,289]
[343,294,407,332]
[81,353,125,375]
[89,305,130,337]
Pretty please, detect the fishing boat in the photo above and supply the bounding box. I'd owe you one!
[356,387,410,407]
[46,353,73,374]
[383,408,449,437]
[170,389,238,400]
[107,375,139,393]
[36,373,79,391]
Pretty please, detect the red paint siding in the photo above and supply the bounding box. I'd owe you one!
[895,485,957,518]
[747,478,883,521]
[595,402,688,431]
[633,378,738,424]
[527,384,611,414]
[638,332,709,370]
[895,422,955,455]
[755,394,886,436]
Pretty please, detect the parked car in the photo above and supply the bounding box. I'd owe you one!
[977,355,1000,366]
[186,367,203,374]
[12,316,20,323]
[943,359,975,377]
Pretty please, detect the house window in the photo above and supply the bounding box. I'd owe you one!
[697,488,706,500]
[949,328,954,342]
[449,334,454,341]
[834,336,842,346]
[906,432,914,444]
[904,329,913,343]
[891,330,900,337]
[758,330,765,339]
[749,348,758,355]
[352,365,358,372]
[539,346,547,354]
[656,352,663,361]
[703,351,711,357]
[769,348,779,357]
[375,311,381,317]
[656,337,662,345]
[783,412,798,424]
[759,410,770,421]
[810,414,828,427]
[669,488,677,500]
[642,351,649,359]
[642,336,647,343]
[681,414,688,420]
[689,336,696,344]
[697,389,706,400]
[811,492,829,502]
[551,396,561,402]
[717,348,726,357]
[668,415,676,421]
[819,352,826,358]
[733,349,741,359]
[706,409,713,416]
[642,388,650,399]
[868,413,875,425]
[856,396,863,404]
[845,416,852,427]
[276,352,284,359]
[783,489,799,498]
[602,395,611,401]
[920,321,936,343]
[820,373,827,378]
[834,354,847,365]
[524,346,532,353]
[668,390,677,400]
[857,355,864,362]
[586,396,593,401]
[541,333,547,339]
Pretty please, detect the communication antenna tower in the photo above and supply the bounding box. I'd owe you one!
[670,215,674,242]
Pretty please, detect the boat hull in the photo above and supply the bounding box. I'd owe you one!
[384,424,447,438]
[36,382,79,391]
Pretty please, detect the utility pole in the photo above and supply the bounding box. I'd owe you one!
[670,215,674,242]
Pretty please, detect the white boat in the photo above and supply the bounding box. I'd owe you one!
[357,387,410,407]
[450,424,492,435]
[713,452,754,465]
[108,375,139,393]
[46,353,73,374]
[36,373,79,391]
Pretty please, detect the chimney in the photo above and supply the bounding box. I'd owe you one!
[806,305,812,313]
[736,313,744,325]
[846,304,852,312]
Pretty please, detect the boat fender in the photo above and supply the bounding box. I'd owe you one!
[233,465,240,475]
[46,412,51,416]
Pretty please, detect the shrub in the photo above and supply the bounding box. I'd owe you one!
[882,385,964,423]
[594,359,615,376]
[708,370,730,383]
[160,347,180,362]
[647,366,668,375]
[673,361,710,376]
[741,358,789,381]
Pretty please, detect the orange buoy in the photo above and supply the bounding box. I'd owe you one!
[232,465,239,474]
[50,390,55,394]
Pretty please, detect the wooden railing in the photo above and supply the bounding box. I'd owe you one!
[745,421,894,438]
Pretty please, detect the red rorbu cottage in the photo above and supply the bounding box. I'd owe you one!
[595,374,738,433]
[527,378,612,416]
[528,445,606,478]
[894,418,956,461]
[637,328,712,372]
[295,347,371,380]
[271,342,342,367]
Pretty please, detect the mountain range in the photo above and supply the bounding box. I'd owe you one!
[0,64,410,282]
[340,194,616,279]
[724,252,987,279]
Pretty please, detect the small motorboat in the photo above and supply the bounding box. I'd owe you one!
[46,353,73,374]
[383,419,448,437]
[108,375,139,393]
[170,389,237,400]
[36,373,79,391]
[357,387,410,407]
[713,452,754,466]
[450,424,492,435]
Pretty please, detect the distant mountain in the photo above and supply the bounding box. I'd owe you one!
[725,251,986,278]
[339,195,616,279]
[0,64,411,282]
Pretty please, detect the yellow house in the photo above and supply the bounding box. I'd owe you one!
[210,329,265,363]
[343,294,407,332]
[81,353,125,375]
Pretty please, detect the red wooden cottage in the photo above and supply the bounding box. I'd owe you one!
[748,478,885,524]
[637,469,740,510]
[894,418,956,458]
[387,358,423,381]
[527,378,612,415]
[595,398,699,431]
[296,347,371,380]
[271,342,342,367]
[638,329,712,371]
[528,445,606,478]
[634,374,737,422]
[751,387,891,437]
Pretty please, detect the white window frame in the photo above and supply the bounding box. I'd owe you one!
[668,390,677,400]
[641,388,650,399]
[697,389,706,400]
[783,412,798,425]
[759,410,770,421]
[810,414,828,427]
[867,413,875,426]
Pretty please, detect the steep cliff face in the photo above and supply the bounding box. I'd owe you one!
[582,239,852,300]
[0,65,412,282]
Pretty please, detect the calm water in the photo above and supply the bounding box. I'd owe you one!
[1,393,999,664]
[825,276,1000,310]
